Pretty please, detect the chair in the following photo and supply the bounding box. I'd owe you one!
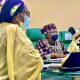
[26,28,45,48]
[59,31,72,49]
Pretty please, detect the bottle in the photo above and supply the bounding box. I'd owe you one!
[46,49,51,60]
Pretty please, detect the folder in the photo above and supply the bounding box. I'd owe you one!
[60,52,80,72]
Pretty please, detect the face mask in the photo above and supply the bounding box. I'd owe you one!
[51,34,58,41]
[19,15,31,32]
[23,15,31,29]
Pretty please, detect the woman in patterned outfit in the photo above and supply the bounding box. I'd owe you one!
[36,23,69,59]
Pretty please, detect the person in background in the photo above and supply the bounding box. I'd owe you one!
[36,23,69,59]
[62,27,80,65]
[68,27,80,52]
[0,0,43,80]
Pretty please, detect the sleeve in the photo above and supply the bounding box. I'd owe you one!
[36,40,45,56]
[36,40,52,58]
[13,27,43,80]
[67,40,79,53]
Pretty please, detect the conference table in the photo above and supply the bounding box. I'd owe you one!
[42,59,80,80]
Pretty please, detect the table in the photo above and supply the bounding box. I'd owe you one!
[42,58,80,80]
[42,67,80,80]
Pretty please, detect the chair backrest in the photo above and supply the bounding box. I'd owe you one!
[26,28,45,48]
[59,31,72,49]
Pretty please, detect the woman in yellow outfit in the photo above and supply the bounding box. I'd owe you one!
[62,28,80,65]
[0,0,43,80]
[67,30,80,53]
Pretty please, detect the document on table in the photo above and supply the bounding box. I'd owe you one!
[44,63,61,68]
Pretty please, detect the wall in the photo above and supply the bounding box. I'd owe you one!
[24,0,80,31]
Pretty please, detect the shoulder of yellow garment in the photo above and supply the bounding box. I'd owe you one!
[0,22,10,27]
[61,54,70,66]
[67,40,79,53]
[0,22,18,28]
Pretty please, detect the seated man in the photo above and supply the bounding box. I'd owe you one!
[36,23,69,59]
[0,0,43,80]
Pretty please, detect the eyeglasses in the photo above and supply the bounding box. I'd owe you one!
[26,11,30,17]
[21,11,30,17]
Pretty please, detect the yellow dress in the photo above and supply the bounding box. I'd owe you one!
[0,23,43,80]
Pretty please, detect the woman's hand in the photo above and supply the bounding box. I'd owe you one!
[50,53,65,58]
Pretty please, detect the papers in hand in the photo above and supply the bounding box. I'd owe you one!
[43,63,61,71]
[44,63,61,68]
[43,58,62,71]
[44,58,63,64]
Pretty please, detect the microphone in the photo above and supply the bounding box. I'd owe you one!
[68,27,76,35]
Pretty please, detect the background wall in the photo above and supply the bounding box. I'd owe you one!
[24,0,80,31]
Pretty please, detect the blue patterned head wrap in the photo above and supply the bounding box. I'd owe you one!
[0,0,26,22]
[41,23,57,34]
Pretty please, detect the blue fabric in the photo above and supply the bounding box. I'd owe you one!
[0,0,25,22]
[62,52,80,68]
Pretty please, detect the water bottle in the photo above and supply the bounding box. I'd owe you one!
[46,49,51,60]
